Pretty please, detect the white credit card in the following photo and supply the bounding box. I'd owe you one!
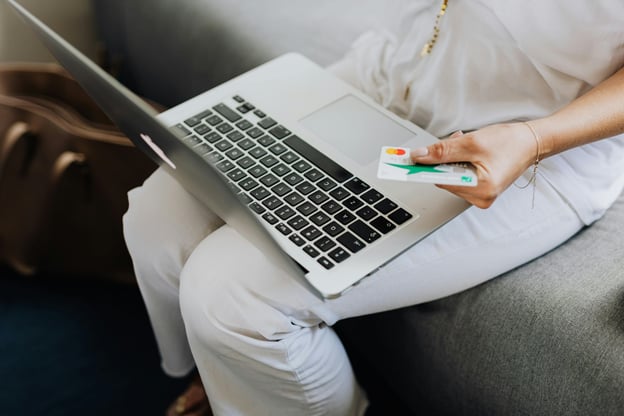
[377,146,478,187]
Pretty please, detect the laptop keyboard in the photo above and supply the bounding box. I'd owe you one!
[170,96,413,270]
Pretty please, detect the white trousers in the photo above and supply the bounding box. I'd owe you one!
[123,165,583,415]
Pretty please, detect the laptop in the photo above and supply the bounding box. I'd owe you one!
[8,0,469,299]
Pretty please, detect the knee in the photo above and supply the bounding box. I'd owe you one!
[177,228,296,353]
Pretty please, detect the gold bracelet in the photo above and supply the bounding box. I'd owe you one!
[514,121,542,208]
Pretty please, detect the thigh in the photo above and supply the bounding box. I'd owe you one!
[322,180,584,322]
[124,168,224,287]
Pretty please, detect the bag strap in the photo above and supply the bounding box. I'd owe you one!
[0,121,36,177]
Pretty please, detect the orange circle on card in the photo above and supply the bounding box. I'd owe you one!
[385,148,406,155]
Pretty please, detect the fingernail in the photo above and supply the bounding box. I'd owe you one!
[411,147,429,157]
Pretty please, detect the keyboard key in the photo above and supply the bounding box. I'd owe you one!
[280,152,300,164]
[215,140,233,152]
[238,138,255,150]
[297,202,318,216]
[247,127,264,138]
[260,155,279,167]
[303,245,320,258]
[195,143,212,155]
[321,200,342,215]
[269,125,291,139]
[237,156,255,169]
[337,232,366,253]
[361,189,384,204]
[184,116,202,127]
[227,130,245,142]
[322,222,345,237]
[287,215,309,231]
[225,148,244,160]
[289,234,305,247]
[249,202,266,214]
[276,223,292,236]
[271,164,291,177]
[335,210,356,225]
[374,198,398,214]
[293,160,312,173]
[388,208,413,225]
[328,247,350,263]
[318,178,337,191]
[276,206,296,220]
[173,123,191,136]
[239,178,259,191]
[304,168,323,182]
[284,173,303,186]
[370,216,397,234]
[194,124,211,135]
[235,119,253,130]
[216,160,235,172]
[262,212,279,225]
[329,187,350,201]
[356,206,378,221]
[295,181,315,195]
[344,178,370,194]
[249,165,267,178]
[205,132,222,143]
[308,191,329,205]
[301,225,322,241]
[343,196,364,211]
[212,103,242,123]
[217,123,234,134]
[348,220,381,243]
[269,143,287,155]
[260,174,279,187]
[233,95,245,103]
[258,135,276,147]
[271,183,292,197]
[206,114,224,126]
[250,186,270,200]
[258,117,277,129]
[317,257,334,270]
[284,192,305,206]
[284,135,353,182]
[314,237,336,252]
[253,109,266,118]
[310,212,331,226]
[262,196,283,210]
[227,168,246,182]
[250,147,268,159]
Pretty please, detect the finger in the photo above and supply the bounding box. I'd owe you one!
[410,136,473,165]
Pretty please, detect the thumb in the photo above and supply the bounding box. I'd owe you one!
[410,130,465,164]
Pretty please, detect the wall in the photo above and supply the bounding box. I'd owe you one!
[0,0,97,62]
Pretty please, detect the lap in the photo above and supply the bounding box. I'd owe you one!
[125,168,583,326]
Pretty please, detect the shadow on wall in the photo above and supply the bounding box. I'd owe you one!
[0,0,98,63]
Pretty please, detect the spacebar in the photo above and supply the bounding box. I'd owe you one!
[284,135,353,183]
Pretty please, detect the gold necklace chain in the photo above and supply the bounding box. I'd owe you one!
[420,0,449,56]
[405,0,450,100]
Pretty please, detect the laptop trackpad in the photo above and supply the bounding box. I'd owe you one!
[300,95,416,167]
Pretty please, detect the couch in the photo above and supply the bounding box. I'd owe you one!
[91,1,624,414]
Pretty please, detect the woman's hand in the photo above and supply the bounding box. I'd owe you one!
[410,123,540,208]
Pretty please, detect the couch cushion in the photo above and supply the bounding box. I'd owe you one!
[337,191,624,415]
[92,0,399,106]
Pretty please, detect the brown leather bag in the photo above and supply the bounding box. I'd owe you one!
[0,63,156,281]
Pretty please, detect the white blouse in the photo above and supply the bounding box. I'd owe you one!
[344,0,624,224]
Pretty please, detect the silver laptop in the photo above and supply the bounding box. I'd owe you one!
[8,0,469,299]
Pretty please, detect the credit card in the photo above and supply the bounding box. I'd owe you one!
[377,146,477,186]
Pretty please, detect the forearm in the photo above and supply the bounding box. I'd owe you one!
[532,65,624,159]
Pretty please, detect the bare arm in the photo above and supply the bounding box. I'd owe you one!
[411,65,624,208]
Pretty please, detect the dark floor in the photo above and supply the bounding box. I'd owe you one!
[0,265,190,416]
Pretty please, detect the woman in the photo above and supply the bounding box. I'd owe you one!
[123,1,624,414]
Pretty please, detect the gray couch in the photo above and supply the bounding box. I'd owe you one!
[91,1,624,414]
